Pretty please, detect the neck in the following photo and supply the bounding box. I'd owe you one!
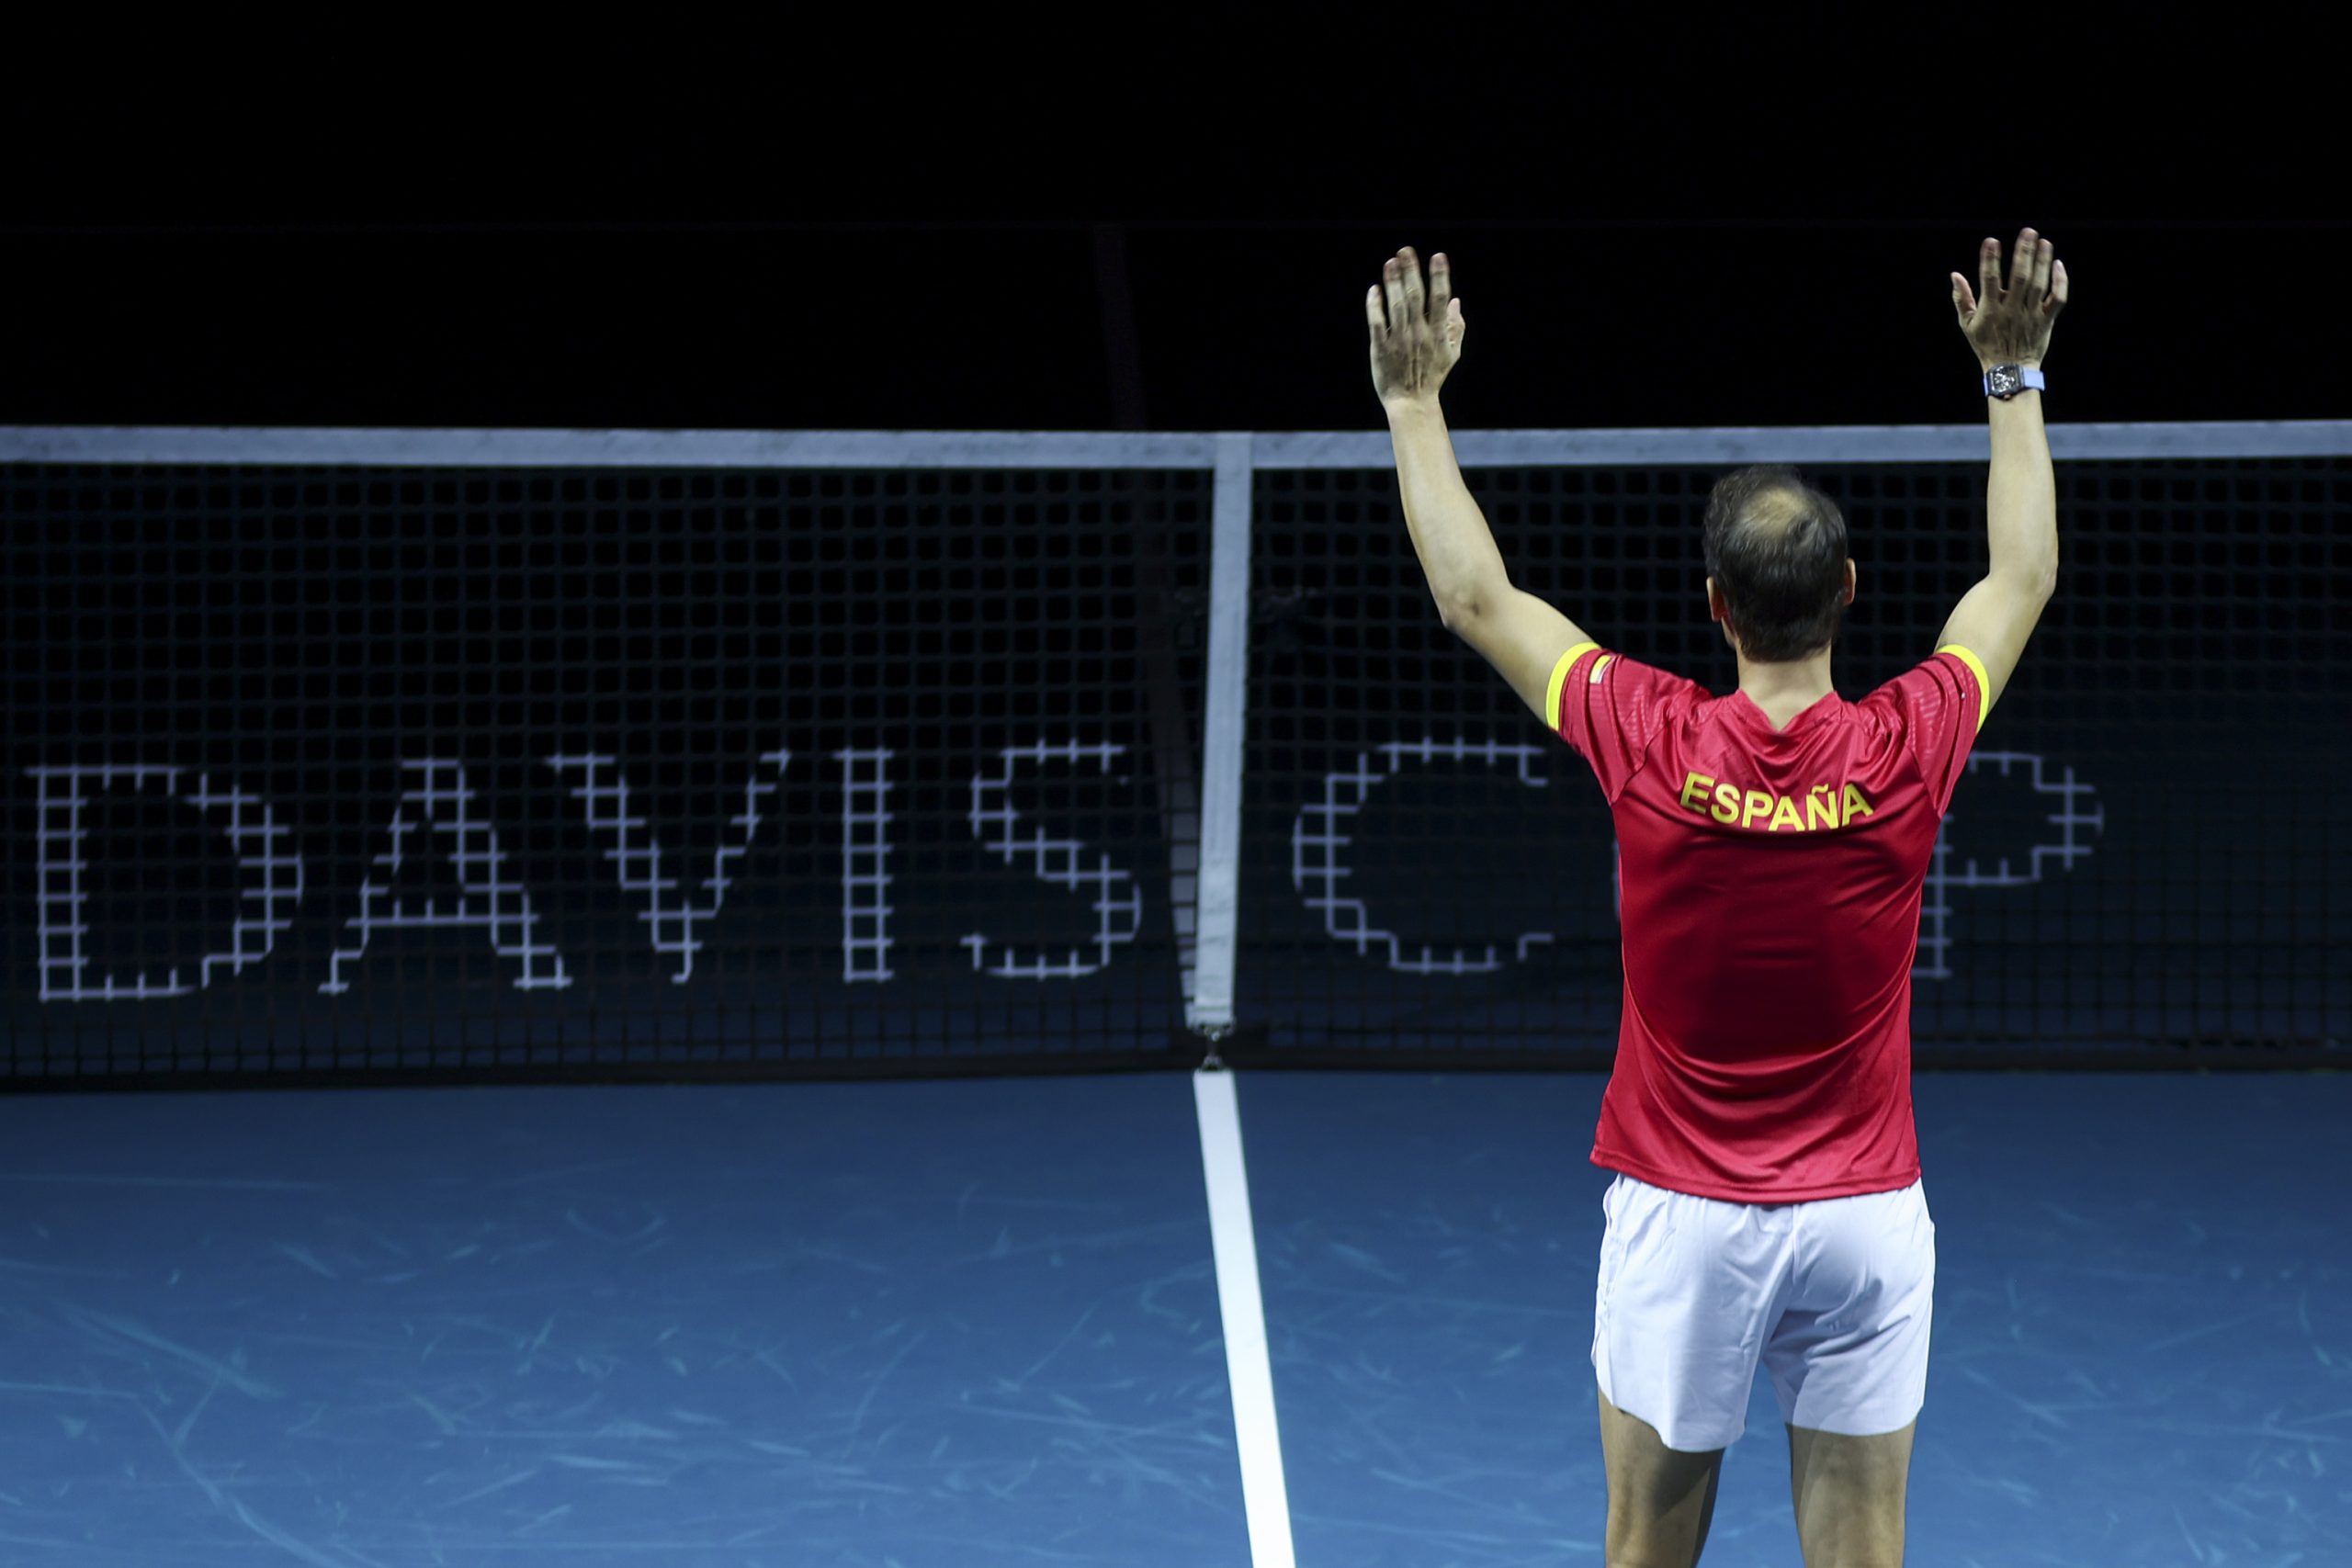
[1734,648,1836,724]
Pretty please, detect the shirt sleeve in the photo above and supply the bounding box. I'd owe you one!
[1546,643,1704,801]
[1867,646,1989,814]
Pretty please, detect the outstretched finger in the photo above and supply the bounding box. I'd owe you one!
[1382,259,1409,335]
[2028,236,2054,300]
[1366,283,1388,336]
[1429,252,1452,322]
[2045,259,2069,314]
[2008,228,2039,295]
[1976,237,2004,303]
[1398,246,1427,322]
[1951,271,1978,322]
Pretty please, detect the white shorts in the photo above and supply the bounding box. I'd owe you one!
[1591,1171,1935,1452]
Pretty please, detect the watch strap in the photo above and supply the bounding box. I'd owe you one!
[1983,364,2047,399]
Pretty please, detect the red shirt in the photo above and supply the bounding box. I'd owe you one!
[1550,642,1987,1202]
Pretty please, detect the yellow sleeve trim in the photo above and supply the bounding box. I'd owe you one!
[1545,642,1603,731]
[1936,644,1992,733]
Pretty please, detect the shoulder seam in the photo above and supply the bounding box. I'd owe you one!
[1607,661,1695,807]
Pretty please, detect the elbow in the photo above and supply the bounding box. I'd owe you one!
[1431,575,1504,633]
[2030,553,2060,604]
[1995,556,2059,605]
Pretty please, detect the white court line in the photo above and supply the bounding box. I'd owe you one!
[1194,1068,1295,1568]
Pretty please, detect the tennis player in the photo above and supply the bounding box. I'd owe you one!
[1367,229,2066,1567]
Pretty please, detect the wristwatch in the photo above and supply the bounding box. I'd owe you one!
[1983,363,2046,400]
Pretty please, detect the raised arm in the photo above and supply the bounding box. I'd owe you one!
[1935,228,2071,718]
[1367,247,1590,725]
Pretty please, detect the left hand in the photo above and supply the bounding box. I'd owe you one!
[1951,227,2066,370]
[1366,247,1464,408]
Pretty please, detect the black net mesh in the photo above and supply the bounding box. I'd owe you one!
[1,465,1209,1080]
[1234,459,2352,1062]
[6,450,2346,1082]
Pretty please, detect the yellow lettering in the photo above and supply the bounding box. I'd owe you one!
[1769,795,1804,832]
[1742,789,1773,829]
[1805,786,1840,830]
[1711,783,1740,823]
[1842,783,1875,821]
[1679,772,1715,815]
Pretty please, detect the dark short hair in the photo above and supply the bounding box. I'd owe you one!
[1701,466,1850,662]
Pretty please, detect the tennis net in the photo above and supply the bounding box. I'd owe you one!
[2,424,2344,1082]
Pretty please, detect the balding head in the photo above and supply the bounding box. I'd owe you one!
[1702,466,1852,662]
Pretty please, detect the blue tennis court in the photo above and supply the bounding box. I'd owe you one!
[3,421,2346,1564]
[2,1068,2343,1565]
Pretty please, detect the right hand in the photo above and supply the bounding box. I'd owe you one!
[1367,247,1466,410]
[1952,228,2067,369]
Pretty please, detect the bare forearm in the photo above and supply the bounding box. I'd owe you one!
[1385,400,1509,617]
[1985,392,2058,589]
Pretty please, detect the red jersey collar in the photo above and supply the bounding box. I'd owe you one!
[1725,686,1844,737]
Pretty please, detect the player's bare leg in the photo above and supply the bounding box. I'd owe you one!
[1787,1418,1915,1567]
[1598,1388,1724,1567]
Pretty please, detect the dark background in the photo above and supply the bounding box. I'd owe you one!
[3,24,2339,434]
[4,25,2344,1081]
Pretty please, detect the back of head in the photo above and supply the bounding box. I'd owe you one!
[1701,466,1850,662]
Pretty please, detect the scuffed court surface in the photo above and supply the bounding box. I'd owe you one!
[0,1070,2342,1565]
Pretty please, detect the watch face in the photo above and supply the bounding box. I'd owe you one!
[1987,365,2021,396]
